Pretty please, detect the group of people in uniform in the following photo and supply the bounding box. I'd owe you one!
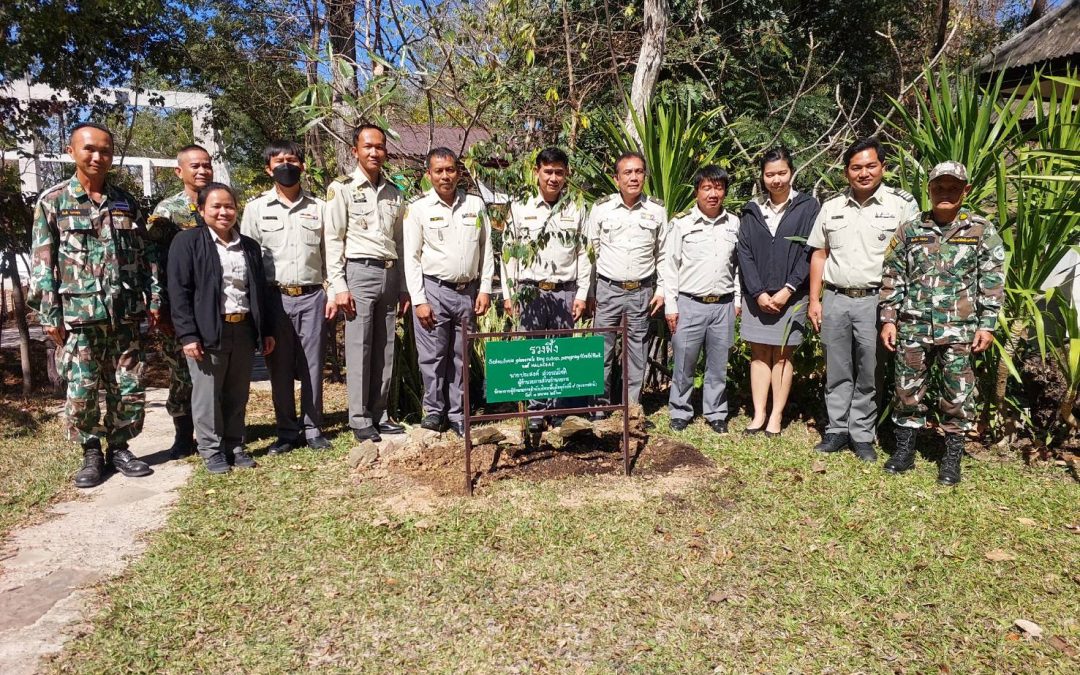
[28,122,1003,489]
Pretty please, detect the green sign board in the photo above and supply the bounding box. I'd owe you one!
[485,336,605,403]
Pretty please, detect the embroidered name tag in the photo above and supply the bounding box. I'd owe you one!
[429,216,445,223]
[875,212,896,218]
[524,215,538,221]
[462,212,478,219]
[831,214,845,219]
[910,235,935,244]
[950,236,978,244]
[109,209,131,217]
[59,208,88,217]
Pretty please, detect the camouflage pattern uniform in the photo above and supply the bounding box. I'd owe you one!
[28,175,159,444]
[147,191,202,417]
[878,208,1005,433]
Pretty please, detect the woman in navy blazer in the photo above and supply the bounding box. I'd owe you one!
[737,148,820,437]
[168,183,275,474]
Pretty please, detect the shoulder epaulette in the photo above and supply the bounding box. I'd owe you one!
[405,193,426,206]
[334,175,351,184]
[37,180,69,202]
[593,194,616,206]
[647,195,665,207]
[886,185,917,203]
[672,209,691,220]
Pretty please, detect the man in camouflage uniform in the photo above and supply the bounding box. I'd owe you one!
[146,144,213,459]
[878,161,1004,485]
[28,122,159,488]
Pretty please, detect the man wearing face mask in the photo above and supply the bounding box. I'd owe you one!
[241,140,334,453]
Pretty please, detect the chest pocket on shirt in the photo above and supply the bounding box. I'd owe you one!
[682,230,711,259]
[823,218,849,250]
[460,218,482,242]
[298,216,322,245]
[58,217,97,287]
[378,201,400,232]
[424,217,449,241]
[871,220,898,254]
[633,216,661,245]
[258,217,285,246]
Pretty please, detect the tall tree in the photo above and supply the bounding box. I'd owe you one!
[625,0,669,143]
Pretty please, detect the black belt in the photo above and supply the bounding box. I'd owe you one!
[825,283,880,299]
[423,274,477,291]
[519,279,575,292]
[680,292,734,304]
[275,283,323,297]
[597,273,655,291]
[347,257,396,269]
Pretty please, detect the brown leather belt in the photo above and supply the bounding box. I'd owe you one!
[680,292,734,304]
[276,283,323,297]
[222,313,248,323]
[519,279,574,292]
[348,257,396,269]
[598,273,655,292]
[825,283,880,299]
[424,274,476,292]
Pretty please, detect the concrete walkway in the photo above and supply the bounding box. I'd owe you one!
[0,387,192,675]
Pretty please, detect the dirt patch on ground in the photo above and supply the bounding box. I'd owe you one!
[354,410,716,497]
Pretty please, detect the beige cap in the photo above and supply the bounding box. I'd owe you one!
[928,161,969,183]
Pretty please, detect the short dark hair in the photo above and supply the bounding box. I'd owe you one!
[535,147,569,169]
[69,122,114,146]
[758,146,795,191]
[614,150,646,174]
[843,136,886,167]
[693,165,730,191]
[425,147,458,170]
[196,182,238,209]
[177,144,210,160]
[353,123,387,146]
[263,139,305,165]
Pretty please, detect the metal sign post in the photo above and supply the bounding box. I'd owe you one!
[461,316,631,495]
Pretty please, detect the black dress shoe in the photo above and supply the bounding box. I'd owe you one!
[109,446,153,477]
[448,421,465,437]
[420,414,445,432]
[814,432,850,454]
[74,440,105,489]
[709,419,729,434]
[231,448,257,469]
[743,425,764,435]
[670,418,689,431]
[377,422,406,435]
[305,435,332,450]
[353,426,382,442]
[851,441,878,462]
[267,438,297,455]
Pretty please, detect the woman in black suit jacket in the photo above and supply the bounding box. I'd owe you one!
[737,148,820,437]
[168,183,275,474]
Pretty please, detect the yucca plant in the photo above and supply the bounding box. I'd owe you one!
[885,65,1035,210]
[575,96,727,218]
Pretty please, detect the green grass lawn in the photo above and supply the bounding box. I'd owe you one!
[44,387,1080,673]
[0,402,78,538]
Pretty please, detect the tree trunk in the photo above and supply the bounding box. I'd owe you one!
[1027,0,1047,27]
[3,251,33,398]
[327,0,359,172]
[932,0,951,57]
[624,0,668,144]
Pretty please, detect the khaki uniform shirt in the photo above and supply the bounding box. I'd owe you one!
[586,193,667,296]
[403,189,494,306]
[661,206,741,316]
[500,194,592,303]
[807,184,919,289]
[324,168,405,295]
[240,188,326,287]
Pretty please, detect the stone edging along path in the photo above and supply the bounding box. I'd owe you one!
[0,387,192,675]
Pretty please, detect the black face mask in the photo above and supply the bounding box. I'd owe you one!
[272,163,302,187]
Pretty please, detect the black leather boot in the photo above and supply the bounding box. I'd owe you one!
[938,433,965,486]
[108,443,153,477]
[73,439,106,488]
[884,426,917,474]
[168,415,195,459]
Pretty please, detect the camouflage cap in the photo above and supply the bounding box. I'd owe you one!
[928,161,969,183]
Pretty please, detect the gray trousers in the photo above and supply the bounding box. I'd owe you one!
[519,285,580,415]
[822,289,880,442]
[267,288,327,441]
[668,296,735,422]
[187,320,255,459]
[593,280,652,404]
[413,277,476,423]
[345,261,399,429]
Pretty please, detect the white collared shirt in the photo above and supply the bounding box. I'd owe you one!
[402,189,494,306]
[761,190,798,237]
[211,228,250,315]
[586,193,668,296]
[662,206,741,315]
[500,193,592,302]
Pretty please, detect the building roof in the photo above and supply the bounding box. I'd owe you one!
[978,0,1080,72]
[386,123,491,159]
